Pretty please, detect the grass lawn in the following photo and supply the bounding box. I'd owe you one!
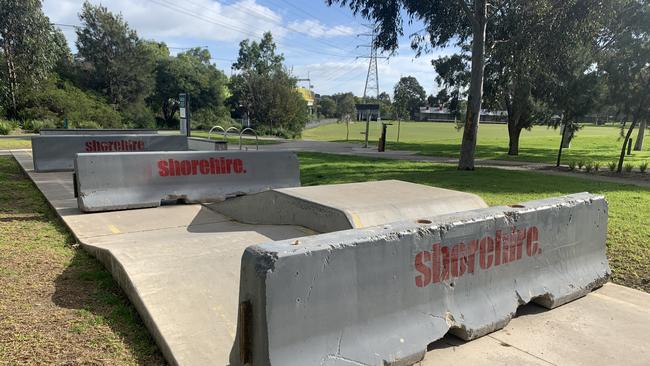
[299,152,650,293]
[0,156,164,365]
[303,121,650,166]
[0,139,31,150]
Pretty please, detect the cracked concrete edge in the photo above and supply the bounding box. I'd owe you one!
[233,193,610,366]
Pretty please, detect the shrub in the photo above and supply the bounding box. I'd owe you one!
[71,120,101,129]
[577,160,585,170]
[585,162,593,173]
[568,161,576,171]
[608,162,617,172]
[640,162,648,173]
[23,119,58,133]
[0,120,14,135]
[624,163,634,173]
[594,162,600,172]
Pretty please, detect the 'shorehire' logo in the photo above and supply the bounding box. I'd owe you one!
[415,226,540,287]
[85,140,145,152]
[157,158,246,176]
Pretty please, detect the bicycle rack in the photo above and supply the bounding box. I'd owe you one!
[239,128,259,151]
[224,126,240,140]
[207,125,225,140]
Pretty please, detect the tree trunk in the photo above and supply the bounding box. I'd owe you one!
[508,125,522,155]
[458,0,488,170]
[618,116,638,173]
[634,119,646,151]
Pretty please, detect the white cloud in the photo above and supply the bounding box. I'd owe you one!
[288,19,358,38]
[44,0,287,44]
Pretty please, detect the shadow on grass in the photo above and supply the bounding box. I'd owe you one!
[0,156,166,364]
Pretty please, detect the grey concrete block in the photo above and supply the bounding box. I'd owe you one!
[32,134,188,171]
[75,151,300,212]
[234,193,610,366]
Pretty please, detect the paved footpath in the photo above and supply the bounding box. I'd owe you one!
[245,140,650,189]
[6,149,650,366]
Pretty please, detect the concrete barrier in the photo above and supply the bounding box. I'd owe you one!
[211,180,488,233]
[40,128,157,135]
[75,151,300,212]
[32,134,188,172]
[232,193,610,366]
[188,137,228,151]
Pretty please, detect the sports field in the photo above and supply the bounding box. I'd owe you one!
[303,121,650,166]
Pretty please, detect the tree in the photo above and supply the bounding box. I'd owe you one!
[229,32,308,137]
[149,46,229,128]
[319,96,337,118]
[601,1,650,171]
[393,76,425,120]
[76,1,155,126]
[0,0,61,119]
[333,92,356,120]
[329,0,515,169]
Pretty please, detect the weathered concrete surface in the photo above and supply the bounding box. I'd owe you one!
[11,150,650,366]
[234,194,610,366]
[210,180,488,232]
[32,134,188,172]
[39,128,157,135]
[75,151,300,212]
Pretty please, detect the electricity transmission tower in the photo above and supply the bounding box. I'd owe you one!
[357,25,382,103]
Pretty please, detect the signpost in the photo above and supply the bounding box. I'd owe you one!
[179,93,191,137]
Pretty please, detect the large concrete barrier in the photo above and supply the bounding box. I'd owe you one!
[75,151,300,212]
[232,193,610,366]
[40,128,157,135]
[32,134,188,172]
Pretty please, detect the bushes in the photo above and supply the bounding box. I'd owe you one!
[624,163,634,173]
[22,119,59,132]
[0,120,15,135]
[609,162,617,171]
[585,162,593,173]
[641,162,648,173]
[568,161,576,171]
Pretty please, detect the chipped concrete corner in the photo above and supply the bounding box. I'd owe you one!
[232,193,610,366]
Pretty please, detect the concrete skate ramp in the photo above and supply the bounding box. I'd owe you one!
[40,128,157,135]
[32,134,188,172]
[210,180,488,233]
[234,193,610,366]
[75,151,299,212]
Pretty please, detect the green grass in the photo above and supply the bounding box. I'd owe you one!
[0,138,31,150]
[299,152,650,292]
[303,121,649,166]
[0,156,163,365]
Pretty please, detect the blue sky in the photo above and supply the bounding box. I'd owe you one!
[44,0,454,97]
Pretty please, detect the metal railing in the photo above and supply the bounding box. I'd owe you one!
[239,128,259,150]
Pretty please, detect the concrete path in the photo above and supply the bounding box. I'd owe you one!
[8,150,650,366]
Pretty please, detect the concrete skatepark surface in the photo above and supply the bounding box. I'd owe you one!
[9,149,650,366]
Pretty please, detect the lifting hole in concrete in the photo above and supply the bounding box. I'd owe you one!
[417,219,432,225]
[509,204,525,208]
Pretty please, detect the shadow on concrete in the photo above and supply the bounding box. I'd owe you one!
[186,205,308,241]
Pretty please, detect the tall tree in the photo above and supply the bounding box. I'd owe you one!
[333,92,356,120]
[319,96,337,118]
[601,1,650,171]
[76,1,155,114]
[229,32,307,137]
[149,46,228,127]
[393,76,426,120]
[328,0,512,169]
[0,0,61,119]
